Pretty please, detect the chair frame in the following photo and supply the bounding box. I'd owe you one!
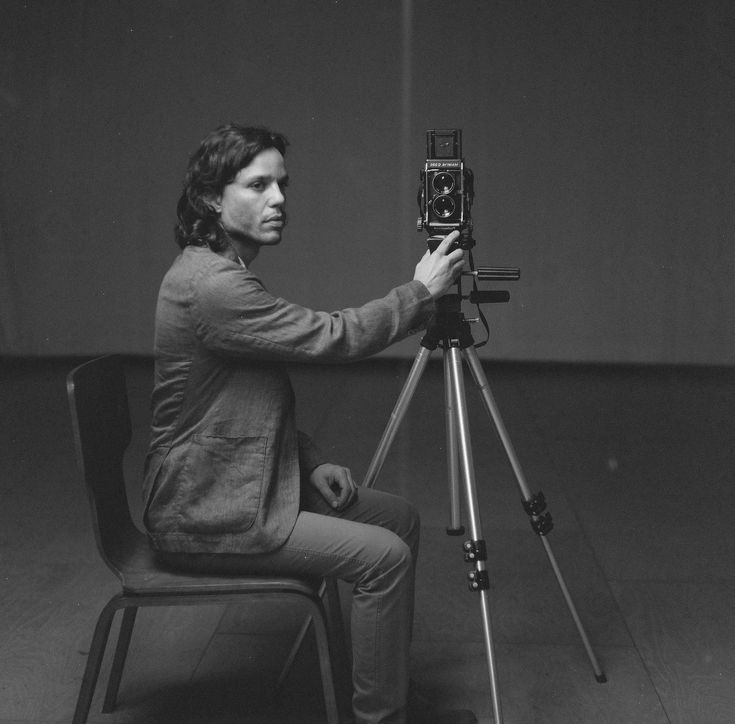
[67,355,346,724]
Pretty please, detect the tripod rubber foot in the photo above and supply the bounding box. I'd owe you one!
[446,526,465,536]
[596,673,608,684]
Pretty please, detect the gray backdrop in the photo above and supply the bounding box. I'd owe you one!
[1,0,733,364]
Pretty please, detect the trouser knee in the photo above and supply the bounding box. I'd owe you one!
[358,532,414,595]
[394,497,421,557]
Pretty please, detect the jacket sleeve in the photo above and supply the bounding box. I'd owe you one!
[297,430,326,476]
[190,264,435,363]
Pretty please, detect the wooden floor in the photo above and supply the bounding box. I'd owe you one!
[2,356,735,724]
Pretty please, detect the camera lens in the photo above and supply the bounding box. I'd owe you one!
[432,195,455,218]
[432,172,455,194]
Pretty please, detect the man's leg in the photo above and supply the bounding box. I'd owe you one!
[298,487,420,723]
[161,489,419,724]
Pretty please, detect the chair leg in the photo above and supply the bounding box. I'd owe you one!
[276,582,344,724]
[323,578,351,714]
[276,579,347,692]
[72,596,122,724]
[305,596,341,724]
[323,578,347,661]
[102,606,137,712]
[276,612,312,691]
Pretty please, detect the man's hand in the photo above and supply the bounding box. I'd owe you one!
[309,463,359,511]
[413,231,466,299]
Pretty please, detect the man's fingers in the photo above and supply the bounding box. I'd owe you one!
[436,231,460,252]
[335,467,358,509]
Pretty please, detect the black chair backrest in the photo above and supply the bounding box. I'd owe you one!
[67,355,139,575]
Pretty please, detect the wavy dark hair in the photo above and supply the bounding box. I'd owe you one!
[174,124,288,251]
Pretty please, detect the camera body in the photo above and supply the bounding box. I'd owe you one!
[417,129,474,251]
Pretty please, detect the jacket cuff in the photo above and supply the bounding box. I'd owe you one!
[298,430,326,475]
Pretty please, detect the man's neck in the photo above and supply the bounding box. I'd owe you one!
[226,236,259,267]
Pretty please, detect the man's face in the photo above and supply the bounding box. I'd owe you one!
[217,147,288,248]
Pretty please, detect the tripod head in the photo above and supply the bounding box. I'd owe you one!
[421,242,521,351]
[462,266,519,305]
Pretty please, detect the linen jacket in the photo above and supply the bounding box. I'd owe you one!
[143,245,435,554]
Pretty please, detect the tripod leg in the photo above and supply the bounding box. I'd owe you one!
[463,346,607,683]
[443,350,464,535]
[363,346,432,489]
[446,345,504,724]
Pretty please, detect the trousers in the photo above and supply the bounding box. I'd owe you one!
[157,486,420,724]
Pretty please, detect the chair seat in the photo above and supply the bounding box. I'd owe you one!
[113,530,322,596]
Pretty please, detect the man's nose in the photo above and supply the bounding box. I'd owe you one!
[269,183,285,205]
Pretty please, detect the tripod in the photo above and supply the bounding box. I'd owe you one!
[362,288,606,724]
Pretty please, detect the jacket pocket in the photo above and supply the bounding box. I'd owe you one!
[175,434,268,535]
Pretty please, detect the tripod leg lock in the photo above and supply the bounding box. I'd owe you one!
[464,541,490,591]
[522,491,548,516]
[521,492,555,536]
[463,538,487,562]
[467,569,490,592]
[530,512,554,536]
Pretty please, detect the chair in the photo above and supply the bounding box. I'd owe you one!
[66,355,346,724]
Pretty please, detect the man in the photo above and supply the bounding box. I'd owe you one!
[143,124,473,723]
